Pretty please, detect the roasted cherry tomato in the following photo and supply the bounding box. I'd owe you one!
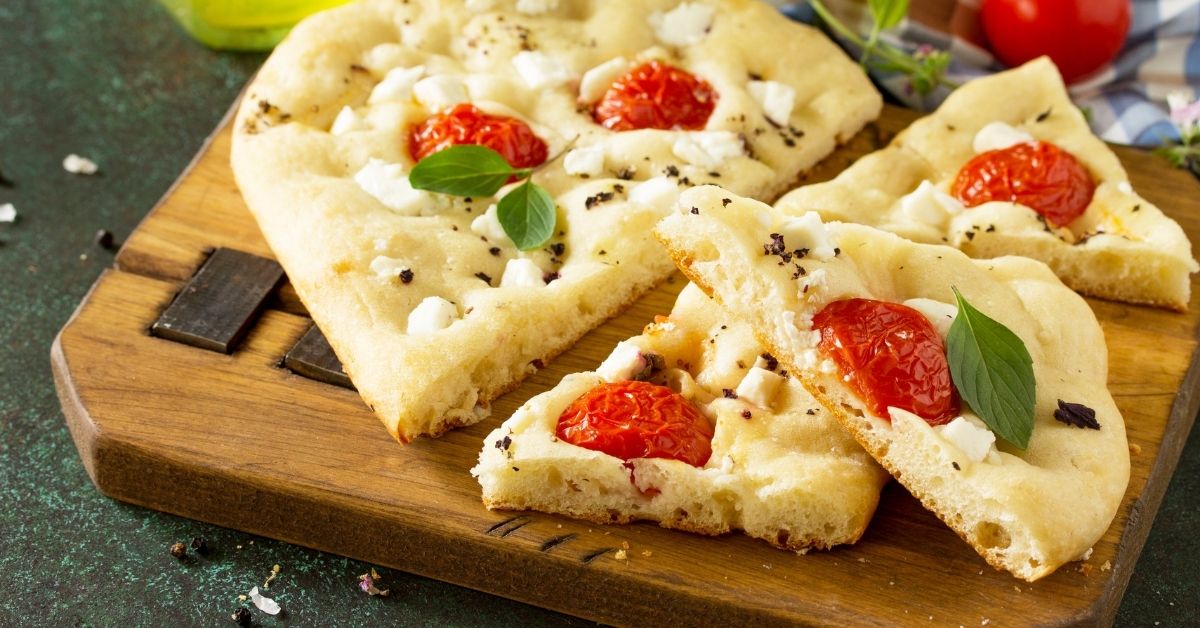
[980,0,1130,84]
[592,60,717,131]
[409,103,548,169]
[556,380,714,467]
[952,140,1095,227]
[813,298,959,425]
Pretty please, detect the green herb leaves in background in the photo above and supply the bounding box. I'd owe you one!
[946,287,1036,449]
[409,145,554,250]
[868,0,908,33]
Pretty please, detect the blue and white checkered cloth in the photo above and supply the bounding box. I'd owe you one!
[776,0,1200,147]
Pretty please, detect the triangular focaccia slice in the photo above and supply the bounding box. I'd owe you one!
[473,283,888,550]
[775,57,1198,310]
[655,186,1130,580]
[231,0,881,441]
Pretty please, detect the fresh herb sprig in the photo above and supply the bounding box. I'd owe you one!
[1155,91,1200,178]
[808,0,956,96]
[409,145,556,250]
[945,287,1036,449]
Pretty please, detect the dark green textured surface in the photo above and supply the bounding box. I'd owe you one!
[0,1,1195,625]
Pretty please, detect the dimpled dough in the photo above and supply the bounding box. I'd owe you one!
[655,186,1130,580]
[473,283,889,550]
[774,58,1198,310]
[231,0,880,441]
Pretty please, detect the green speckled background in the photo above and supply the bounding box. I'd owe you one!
[0,1,1195,625]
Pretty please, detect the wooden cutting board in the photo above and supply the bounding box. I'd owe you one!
[52,104,1200,627]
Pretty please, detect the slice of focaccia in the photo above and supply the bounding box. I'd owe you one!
[473,283,889,551]
[655,186,1131,580]
[775,57,1197,309]
[231,0,881,441]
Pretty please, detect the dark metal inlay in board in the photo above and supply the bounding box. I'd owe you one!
[284,323,354,390]
[150,248,284,354]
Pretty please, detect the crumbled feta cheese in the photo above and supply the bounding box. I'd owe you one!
[0,203,15,223]
[368,255,410,279]
[803,268,828,294]
[649,2,715,47]
[248,586,281,616]
[972,121,1034,153]
[513,51,573,89]
[818,359,838,374]
[413,75,467,111]
[1078,547,1094,562]
[62,154,99,175]
[630,176,681,208]
[735,367,784,409]
[1116,181,1133,195]
[899,180,964,227]
[369,65,425,104]
[465,0,496,11]
[934,414,998,463]
[597,340,646,382]
[780,310,812,351]
[516,0,558,14]
[470,204,513,246]
[373,238,389,252]
[672,131,744,169]
[563,145,606,177]
[579,57,631,103]
[330,105,368,135]
[407,296,459,334]
[747,80,795,126]
[779,211,837,260]
[500,258,545,288]
[902,297,958,339]
[354,159,447,215]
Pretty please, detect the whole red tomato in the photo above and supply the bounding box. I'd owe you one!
[952,140,1095,227]
[980,0,1130,83]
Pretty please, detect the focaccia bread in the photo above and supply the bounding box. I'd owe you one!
[230,0,881,441]
[774,57,1197,309]
[473,282,888,551]
[656,186,1131,580]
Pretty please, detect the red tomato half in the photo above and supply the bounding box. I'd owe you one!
[592,60,717,131]
[813,299,959,425]
[952,140,1095,227]
[409,103,548,169]
[556,380,714,467]
[980,0,1130,84]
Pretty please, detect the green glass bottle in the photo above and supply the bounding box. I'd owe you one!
[157,0,349,51]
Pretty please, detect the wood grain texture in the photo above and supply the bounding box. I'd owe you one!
[53,105,1200,626]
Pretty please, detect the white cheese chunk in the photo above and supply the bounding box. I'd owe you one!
[368,255,411,279]
[563,145,606,177]
[1117,181,1133,195]
[899,180,964,228]
[368,65,425,104]
[63,154,99,175]
[779,211,837,260]
[735,367,784,409]
[407,296,459,334]
[672,131,744,169]
[354,159,447,216]
[0,203,16,223]
[903,298,958,339]
[597,340,647,382]
[470,204,513,246]
[579,57,630,103]
[630,176,681,208]
[413,75,467,111]
[747,80,795,126]
[500,258,545,288]
[649,2,715,47]
[516,0,558,14]
[972,121,1034,153]
[513,51,573,89]
[330,105,368,135]
[465,0,496,11]
[934,414,998,463]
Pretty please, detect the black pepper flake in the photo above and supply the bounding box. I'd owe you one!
[169,542,187,559]
[678,176,692,186]
[708,171,721,178]
[690,207,700,215]
[598,249,607,255]
[616,167,635,180]
[722,198,732,207]
[543,271,561,284]
[748,71,763,81]
[550,242,565,256]
[613,184,625,193]
[634,353,666,381]
[833,247,841,256]
[489,246,501,256]
[965,231,976,241]
[760,353,778,371]
[496,435,513,451]
[741,410,752,419]
[585,191,614,209]
[1054,400,1101,430]
[464,197,473,203]
[1132,204,1141,212]
[763,233,788,258]
[805,409,816,415]
[736,360,746,369]
[475,272,493,285]
[530,359,545,369]
[1036,107,1053,123]
[952,461,961,471]
[722,389,738,399]
[350,63,368,73]
[791,264,807,279]
[783,136,796,147]
[399,269,414,284]
[512,466,520,472]
[94,229,115,250]
[189,537,209,556]
[231,607,253,626]
[986,225,996,233]
[663,165,680,177]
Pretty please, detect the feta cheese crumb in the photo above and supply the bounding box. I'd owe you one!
[902,297,958,339]
[516,0,558,14]
[1078,547,1094,562]
[779,211,837,260]
[597,340,647,382]
[563,145,606,177]
[747,80,796,126]
[413,75,467,111]
[649,2,715,47]
[579,57,631,103]
[1116,181,1133,195]
[513,51,573,89]
[63,154,99,175]
[331,106,368,135]
[248,586,281,616]
[369,65,425,104]
[500,258,544,288]
[899,180,964,227]
[672,131,744,169]
[0,203,15,223]
[735,367,784,409]
[972,121,1034,153]
[354,159,446,215]
[630,176,682,209]
[368,255,411,279]
[407,296,459,334]
[470,204,513,246]
[934,414,998,463]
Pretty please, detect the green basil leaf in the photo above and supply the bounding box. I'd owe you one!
[868,0,909,30]
[946,287,1036,449]
[408,145,517,197]
[497,180,556,251]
